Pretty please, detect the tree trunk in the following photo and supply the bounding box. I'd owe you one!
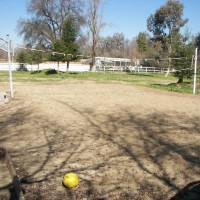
[177,77,183,83]
[66,61,70,72]
[88,0,105,72]
[177,71,183,83]
[165,67,170,77]
[57,61,60,72]
[37,63,40,72]
[165,45,172,77]
[90,47,96,72]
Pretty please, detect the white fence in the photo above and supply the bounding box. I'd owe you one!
[97,65,172,73]
[0,62,174,74]
[133,66,173,73]
[0,62,90,72]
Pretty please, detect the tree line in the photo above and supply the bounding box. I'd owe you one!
[14,0,200,77]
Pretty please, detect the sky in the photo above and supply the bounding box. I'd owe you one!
[0,0,200,44]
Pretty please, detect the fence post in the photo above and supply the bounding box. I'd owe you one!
[193,48,198,94]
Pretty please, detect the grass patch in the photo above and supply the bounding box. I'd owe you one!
[0,70,199,94]
[151,82,193,94]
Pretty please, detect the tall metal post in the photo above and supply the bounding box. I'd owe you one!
[7,35,14,98]
[193,48,198,95]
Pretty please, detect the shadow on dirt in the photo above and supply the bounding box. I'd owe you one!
[0,97,200,199]
[54,100,200,199]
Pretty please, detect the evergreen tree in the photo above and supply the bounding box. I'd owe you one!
[51,15,79,72]
[62,15,79,71]
[195,33,200,49]
[51,40,65,71]
[137,32,148,54]
[16,51,28,71]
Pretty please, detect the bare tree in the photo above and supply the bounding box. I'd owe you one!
[96,33,132,58]
[87,0,105,71]
[17,0,85,47]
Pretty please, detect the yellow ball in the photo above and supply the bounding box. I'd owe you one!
[63,172,79,188]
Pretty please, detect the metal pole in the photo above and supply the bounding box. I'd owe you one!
[193,48,198,95]
[7,35,14,98]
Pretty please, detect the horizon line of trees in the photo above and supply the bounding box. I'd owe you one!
[1,0,199,77]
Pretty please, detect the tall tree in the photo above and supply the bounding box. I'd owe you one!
[17,0,84,48]
[87,0,105,71]
[136,32,148,55]
[50,40,65,71]
[96,33,128,58]
[51,15,80,72]
[195,33,200,49]
[62,15,80,71]
[112,33,125,57]
[172,32,194,83]
[147,0,188,73]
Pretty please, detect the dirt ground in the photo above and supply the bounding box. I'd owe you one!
[0,81,200,200]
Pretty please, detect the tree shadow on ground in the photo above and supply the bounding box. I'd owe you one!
[0,97,200,199]
[55,100,200,199]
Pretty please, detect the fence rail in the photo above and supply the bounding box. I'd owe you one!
[97,65,172,73]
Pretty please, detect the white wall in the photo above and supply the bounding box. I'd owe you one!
[0,62,90,72]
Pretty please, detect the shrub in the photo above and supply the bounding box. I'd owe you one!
[44,69,57,75]
[17,64,28,71]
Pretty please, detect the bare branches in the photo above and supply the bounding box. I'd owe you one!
[18,0,85,47]
[87,0,106,71]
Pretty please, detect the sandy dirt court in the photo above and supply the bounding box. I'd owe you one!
[0,81,200,199]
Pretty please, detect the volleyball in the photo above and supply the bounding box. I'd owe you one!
[63,172,79,188]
